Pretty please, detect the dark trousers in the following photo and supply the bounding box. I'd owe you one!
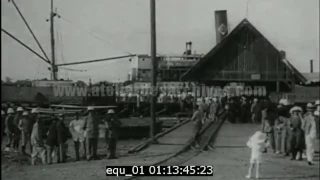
[194,133,201,146]
[13,129,21,148]
[57,143,65,163]
[20,132,30,155]
[1,130,4,147]
[266,131,275,152]
[86,137,98,159]
[29,134,33,154]
[6,133,14,147]
[290,131,304,160]
[292,148,303,160]
[108,138,117,158]
[46,145,56,164]
[74,141,86,160]
[193,126,202,147]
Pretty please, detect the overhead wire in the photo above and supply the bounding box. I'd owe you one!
[10,0,50,62]
[58,14,169,57]
[56,21,68,79]
[1,28,50,64]
[58,16,134,56]
[55,19,87,73]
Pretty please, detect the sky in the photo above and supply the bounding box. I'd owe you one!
[1,0,319,83]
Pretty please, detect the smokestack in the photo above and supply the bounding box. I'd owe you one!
[215,10,228,44]
[310,59,313,73]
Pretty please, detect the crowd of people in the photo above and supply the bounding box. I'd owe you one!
[190,95,320,166]
[1,106,122,165]
[1,96,319,167]
[244,100,319,179]
[265,99,320,165]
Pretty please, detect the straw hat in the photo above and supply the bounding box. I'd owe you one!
[279,99,285,104]
[17,106,24,112]
[306,103,314,111]
[254,98,258,102]
[22,111,28,116]
[279,99,289,106]
[282,99,289,106]
[31,108,39,114]
[250,131,267,144]
[107,109,115,114]
[7,108,14,114]
[212,97,217,102]
[290,106,302,114]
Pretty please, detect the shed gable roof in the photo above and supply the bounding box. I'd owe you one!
[182,18,307,83]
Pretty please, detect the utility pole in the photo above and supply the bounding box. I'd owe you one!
[50,0,57,80]
[150,0,157,143]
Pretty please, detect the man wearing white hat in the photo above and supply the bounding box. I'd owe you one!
[18,111,31,155]
[5,108,15,149]
[104,109,122,159]
[302,103,317,165]
[1,110,6,147]
[83,106,100,161]
[289,106,305,160]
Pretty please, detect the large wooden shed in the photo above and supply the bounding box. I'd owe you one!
[182,18,307,93]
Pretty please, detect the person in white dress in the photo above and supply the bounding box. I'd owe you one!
[246,131,270,179]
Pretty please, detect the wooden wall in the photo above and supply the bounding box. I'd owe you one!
[199,25,292,82]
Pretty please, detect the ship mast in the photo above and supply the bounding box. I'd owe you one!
[150,0,157,142]
[50,0,57,80]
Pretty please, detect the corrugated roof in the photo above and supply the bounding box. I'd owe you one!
[182,18,307,84]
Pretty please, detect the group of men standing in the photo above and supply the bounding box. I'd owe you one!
[261,99,319,165]
[1,106,122,165]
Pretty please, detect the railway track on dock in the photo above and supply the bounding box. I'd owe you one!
[125,118,225,180]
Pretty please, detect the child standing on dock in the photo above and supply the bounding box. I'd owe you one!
[246,131,270,179]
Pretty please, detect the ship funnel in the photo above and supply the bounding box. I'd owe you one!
[184,41,192,55]
[215,10,228,44]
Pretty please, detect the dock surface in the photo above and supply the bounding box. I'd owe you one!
[2,123,319,180]
[150,124,320,180]
[134,120,195,156]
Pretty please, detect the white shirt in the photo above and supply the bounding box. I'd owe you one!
[69,119,85,142]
